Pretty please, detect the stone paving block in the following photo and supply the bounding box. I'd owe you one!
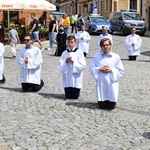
[0,35,150,149]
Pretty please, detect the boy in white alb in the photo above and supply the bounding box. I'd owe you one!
[90,38,124,109]
[58,35,86,99]
[125,27,142,60]
[75,24,91,57]
[17,34,44,92]
[97,26,113,46]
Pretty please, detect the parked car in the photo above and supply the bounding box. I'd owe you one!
[109,10,146,36]
[84,14,112,35]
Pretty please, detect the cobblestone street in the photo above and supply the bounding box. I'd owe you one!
[0,33,150,150]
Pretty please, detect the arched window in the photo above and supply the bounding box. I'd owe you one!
[105,0,108,11]
[100,0,103,12]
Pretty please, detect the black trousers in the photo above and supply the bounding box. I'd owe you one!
[21,80,44,92]
[98,100,116,110]
[129,56,137,61]
[71,23,77,33]
[64,87,80,99]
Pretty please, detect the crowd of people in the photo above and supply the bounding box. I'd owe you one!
[0,11,143,110]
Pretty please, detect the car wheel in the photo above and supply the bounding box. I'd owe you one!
[140,32,145,36]
[120,28,125,36]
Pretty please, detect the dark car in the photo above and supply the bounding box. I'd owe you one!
[109,10,146,36]
[84,14,112,34]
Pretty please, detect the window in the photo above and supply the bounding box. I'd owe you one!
[79,5,81,14]
[123,12,142,20]
[100,1,103,12]
[64,6,66,13]
[3,11,19,27]
[130,0,137,10]
[105,0,108,11]
[118,13,122,21]
[90,17,106,22]
[68,5,71,15]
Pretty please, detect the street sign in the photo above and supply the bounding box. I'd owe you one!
[92,3,97,9]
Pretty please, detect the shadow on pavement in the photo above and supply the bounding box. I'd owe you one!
[140,51,150,57]
[4,56,15,59]
[0,86,22,92]
[66,102,150,114]
[65,101,99,110]
[117,106,150,116]
[138,60,150,62]
[142,132,150,139]
[85,56,93,59]
[121,58,130,61]
[121,58,150,62]
[38,92,65,100]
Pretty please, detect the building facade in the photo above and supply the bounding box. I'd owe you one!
[58,0,77,15]
[0,0,150,30]
[0,0,52,28]
[58,0,150,30]
[142,0,150,30]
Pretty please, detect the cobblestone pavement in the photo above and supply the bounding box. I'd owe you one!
[0,32,150,150]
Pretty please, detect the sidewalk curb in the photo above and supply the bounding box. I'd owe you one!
[4,40,49,49]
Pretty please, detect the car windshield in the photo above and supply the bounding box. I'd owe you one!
[90,17,106,22]
[123,13,142,20]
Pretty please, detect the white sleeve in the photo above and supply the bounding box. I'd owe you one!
[89,56,101,80]
[97,35,101,46]
[73,51,86,73]
[125,36,131,49]
[17,50,27,69]
[83,33,91,42]
[134,36,142,50]
[58,52,68,74]
[27,50,43,69]
[110,57,125,81]
[0,43,4,56]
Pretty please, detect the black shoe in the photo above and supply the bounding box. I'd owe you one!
[41,79,44,87]
[98,101,107,109]
[0,74,6,84]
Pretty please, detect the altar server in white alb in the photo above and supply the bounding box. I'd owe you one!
[97,26,113,46]
[58,35,86,99]
[125,27,142,61]
[75,24,91,57]
[0,42,6,84]
[17,34,44,92]
[90,38,125,109]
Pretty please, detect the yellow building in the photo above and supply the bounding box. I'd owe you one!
[98,0,142,19]
[76,0,142,19]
